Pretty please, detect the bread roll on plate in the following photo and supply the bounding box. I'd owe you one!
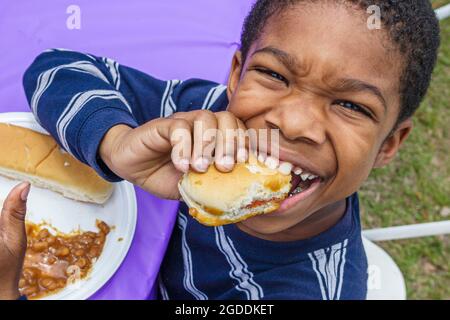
[178,154,292,226]
[0,123,113,204]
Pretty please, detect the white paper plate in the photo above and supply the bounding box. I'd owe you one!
[0,112,137,300]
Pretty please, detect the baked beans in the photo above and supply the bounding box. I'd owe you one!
[19,220,110,299]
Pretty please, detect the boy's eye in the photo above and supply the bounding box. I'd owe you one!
[255,68,288,85]
[335,100,373,119]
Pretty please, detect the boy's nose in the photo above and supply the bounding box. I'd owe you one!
[264,99,327,145]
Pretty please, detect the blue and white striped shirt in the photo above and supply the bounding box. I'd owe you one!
[23,49,368,300]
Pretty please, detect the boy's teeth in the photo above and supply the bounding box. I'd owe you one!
[277,162,293,175]
[298,171,319,181]
[293,167,303,175]
[300,173,310,181]
[289,186,302,196]
[265,156,279,170]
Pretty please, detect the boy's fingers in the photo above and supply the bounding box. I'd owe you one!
[192,111,217,172]
[168,111,248,173]
[236,119,248,163]
[214,111,239,172]
[173,111,217,173]
[1,182,30,239]
[168,118,192,173]
[139,117,192,173]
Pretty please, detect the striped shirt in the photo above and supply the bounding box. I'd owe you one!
[23,49,368,300]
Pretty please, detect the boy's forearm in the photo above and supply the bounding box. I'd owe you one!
[23,50,225,183]
[99,124,133,175]
[23,50,140,182]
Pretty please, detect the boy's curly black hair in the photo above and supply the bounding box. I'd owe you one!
[240,0,441,125]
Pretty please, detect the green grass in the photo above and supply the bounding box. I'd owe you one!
[432,0,450,8]
[359,3,450,300]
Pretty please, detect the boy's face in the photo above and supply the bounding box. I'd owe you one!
[226,3,412,235]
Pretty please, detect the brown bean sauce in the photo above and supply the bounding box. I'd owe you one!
[19,220,110,299]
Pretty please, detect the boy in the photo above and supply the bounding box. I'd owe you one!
[21,0,440,299]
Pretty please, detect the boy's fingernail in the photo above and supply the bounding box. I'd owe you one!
[237,149,248,163]
[20,182,31,201]
[178,159,190,172]
[218,156,235,170]
[194,157,209,172]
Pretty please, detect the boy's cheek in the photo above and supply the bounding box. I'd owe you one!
[334,122,380,169]
[320,129,380,202]
[329,150,378,205]
[227,80,280,119]
[227,95,263,119]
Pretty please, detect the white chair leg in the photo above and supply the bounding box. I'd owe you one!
[436,4,450,20]
[362,220,450,242]
[363,238,407,300]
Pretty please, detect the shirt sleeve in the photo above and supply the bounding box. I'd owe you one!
[22,49,228,182]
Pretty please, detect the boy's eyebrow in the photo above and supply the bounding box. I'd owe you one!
[252,46,387,112]
[252,46,299,71]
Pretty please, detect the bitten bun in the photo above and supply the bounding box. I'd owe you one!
[0,123,113,204]
[178,154,291,226]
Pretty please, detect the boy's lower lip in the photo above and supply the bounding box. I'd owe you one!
[275,179,322,213]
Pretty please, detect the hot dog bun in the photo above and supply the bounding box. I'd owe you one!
[0,123,113,204]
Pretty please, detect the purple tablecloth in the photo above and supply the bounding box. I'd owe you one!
[0,0,253,299]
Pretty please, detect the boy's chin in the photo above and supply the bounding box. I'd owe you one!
[235,178,329,236]
[237,208,310,236]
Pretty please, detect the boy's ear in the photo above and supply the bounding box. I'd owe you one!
[226,51,243,100]
[373,118,413,168]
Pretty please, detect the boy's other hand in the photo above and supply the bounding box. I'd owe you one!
[0,182,30,300]
[99,111,248,199]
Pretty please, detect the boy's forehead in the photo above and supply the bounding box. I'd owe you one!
[249,3,402,107]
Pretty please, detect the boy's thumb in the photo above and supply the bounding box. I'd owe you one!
[1,182,30,232]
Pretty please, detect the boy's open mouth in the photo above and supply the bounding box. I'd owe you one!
[288,171,321,197]
[254,152,325,213]
[275,161,324,213]
[278,172,323,212]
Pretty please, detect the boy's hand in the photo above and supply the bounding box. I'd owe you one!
[0,182,30,300]
[99,111,248,199]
